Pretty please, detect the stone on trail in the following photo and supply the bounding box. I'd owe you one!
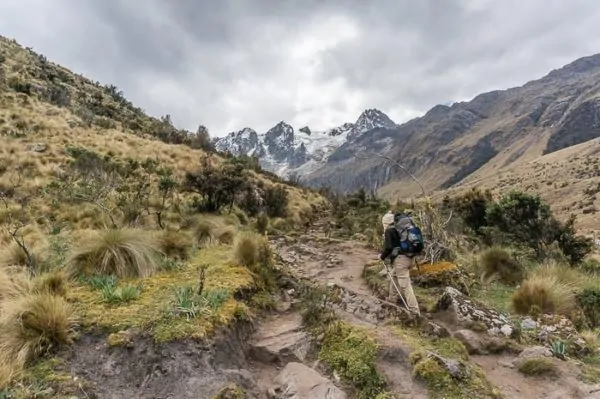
[267,362,347,399]
[248,315,312,365]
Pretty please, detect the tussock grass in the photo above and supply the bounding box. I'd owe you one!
[157,229,194,260]
[0,292,77,367]
[531,260,586,288]
[32,270,68,297]
[233,231,271,268]
[67,228,162,278]
[0,241,46,269]
[214,224,237,245]
[479,246,525,285]
[0,267,31,304]
[192,216,231,246]
[580,330,600,354]
[511,275,578,317]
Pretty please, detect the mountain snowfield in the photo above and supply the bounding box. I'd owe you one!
[214,109,397,178]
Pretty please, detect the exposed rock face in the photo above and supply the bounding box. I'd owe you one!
[268,362,347,399]
[248,315,312,366]
[434,287,514,337]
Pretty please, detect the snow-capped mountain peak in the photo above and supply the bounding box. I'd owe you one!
[349,108,397,140]
[213,109,397,178]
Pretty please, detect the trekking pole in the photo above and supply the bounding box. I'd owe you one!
[381,260,413,314]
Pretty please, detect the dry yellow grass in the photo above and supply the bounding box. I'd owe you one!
[67,228,162,278]
[0,292,77,368]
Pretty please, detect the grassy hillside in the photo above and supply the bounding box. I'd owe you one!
[0,36,326,394]
[431,136,600,235]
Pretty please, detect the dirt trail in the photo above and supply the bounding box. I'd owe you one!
[266,230,430,398]
[259,223,600,399]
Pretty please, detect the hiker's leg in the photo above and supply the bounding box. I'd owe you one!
[395,255,420,315]
[386,259,398,302]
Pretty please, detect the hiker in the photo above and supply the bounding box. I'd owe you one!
[379,212,421,315]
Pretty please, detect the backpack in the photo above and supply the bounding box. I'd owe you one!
[393,213,424,255]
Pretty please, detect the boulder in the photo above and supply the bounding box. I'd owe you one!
[268,362,346,399]
[434,287,514,337]
[511,345,553,368]
[452,329,483,355]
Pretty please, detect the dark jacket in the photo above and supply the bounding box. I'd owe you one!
[380,226,400,260]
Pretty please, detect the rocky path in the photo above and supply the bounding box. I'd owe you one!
[246,222,600,399]
[253,230,431,398]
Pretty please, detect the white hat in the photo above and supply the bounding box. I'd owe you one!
[381,211,394,229]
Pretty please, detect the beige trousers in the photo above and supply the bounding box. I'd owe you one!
[387,254,420,315]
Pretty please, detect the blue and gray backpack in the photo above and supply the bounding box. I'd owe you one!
[393,213,424,255]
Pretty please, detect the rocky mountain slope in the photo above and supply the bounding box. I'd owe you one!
[214,109,397,178]
[304,53,600,199]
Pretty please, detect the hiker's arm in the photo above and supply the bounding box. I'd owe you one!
[380,229,393,260]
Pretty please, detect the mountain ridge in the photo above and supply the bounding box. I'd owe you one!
[214,108,398,177]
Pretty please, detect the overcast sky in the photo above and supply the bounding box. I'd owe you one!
[1,0,600,137]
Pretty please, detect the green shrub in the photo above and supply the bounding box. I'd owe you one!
[578,288,600,328]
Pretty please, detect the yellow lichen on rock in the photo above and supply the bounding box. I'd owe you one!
[412,261,458,276]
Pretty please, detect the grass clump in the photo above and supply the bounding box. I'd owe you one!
[67,228,162,278]
[233,231,276,290]
[157,229,194,260]
[319,321,387,399]
[511,275,578,317]
[32,270,68,297]
[517,357,558,377]
[479,247,525,285]
[0,292,77,368]
[410,351,501,399]
[0,267,31,303]
[192,216,237,246]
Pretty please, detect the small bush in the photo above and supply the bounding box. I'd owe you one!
[158,229,193,260]
[67,228,161,278]
[0,293,77,367]
[517,357,558,377]
[263,185,288,217]
[577,288,600,328]
[511,275,578,317]
[479,247,525,285]
[255,213,269,234]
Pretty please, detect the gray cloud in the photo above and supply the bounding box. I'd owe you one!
[1,0,600,136]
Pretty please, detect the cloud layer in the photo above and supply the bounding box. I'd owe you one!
[2,0,600,136]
